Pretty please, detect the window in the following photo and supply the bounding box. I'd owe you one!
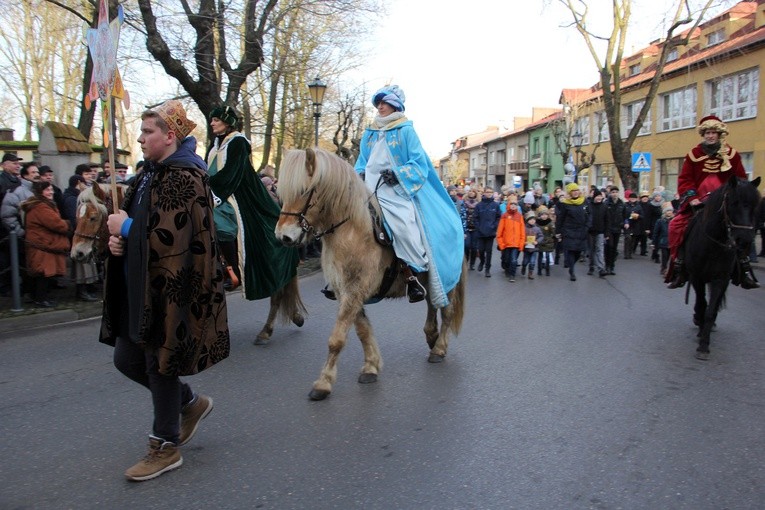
[707,67,759,121]
[629,64,641,76]
[707,28,725,47]
[594,111,610,142]
[621,100,651,137]
[666,48,678,62]
[519,145,528,161]
[740,152,753,178]
[659,158,682,192]
[532,138,540,157]
[659,86,697,132]
[573,116,590,146]
[508,147,515,161]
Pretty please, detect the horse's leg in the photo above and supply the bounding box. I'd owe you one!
[309,297,361,401]
[253,277,306,345]
[691,279,707,329]
[696,279,728,360]
[354,307,382,384]
[428,303,452,363]
[253,294,279,345]
[424,304,439,350]
[280,276,306,327]
[428,264,467,363]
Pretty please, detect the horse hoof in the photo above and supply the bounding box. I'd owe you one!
[309,389,330,401]
[428,353,445,363]
[358,373,378,384]
[253,336,270,346]
[695,350,710,361]
[292,314,304,327]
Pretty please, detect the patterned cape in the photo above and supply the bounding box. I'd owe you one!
[100,143,230,377]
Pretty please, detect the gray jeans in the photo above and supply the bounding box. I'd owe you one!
[588,233,606,271]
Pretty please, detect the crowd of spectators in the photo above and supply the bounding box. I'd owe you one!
[448,180,763,284]
[0,154,139,307]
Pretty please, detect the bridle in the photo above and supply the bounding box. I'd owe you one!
[279,187,349,241]
[705,188,755,250]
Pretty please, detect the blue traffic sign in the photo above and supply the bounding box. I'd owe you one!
[632,152,652,172]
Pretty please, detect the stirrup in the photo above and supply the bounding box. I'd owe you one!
[734,257,760,289]
[406,276,426,303]
[321,284,337,300]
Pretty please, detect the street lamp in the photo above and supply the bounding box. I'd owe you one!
[307,76,327,147]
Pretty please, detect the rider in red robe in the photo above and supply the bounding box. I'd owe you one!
[666,115,759,289]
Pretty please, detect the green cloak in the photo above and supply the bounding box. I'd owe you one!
[207,133,298,300]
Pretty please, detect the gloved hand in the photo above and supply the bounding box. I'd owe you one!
[380,169,398,186]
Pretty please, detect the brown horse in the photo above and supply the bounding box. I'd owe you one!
[275,148,466,401]
[71,183,127,262]
[72,182,305,344]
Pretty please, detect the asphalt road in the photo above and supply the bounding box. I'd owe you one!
[1,256,763,509]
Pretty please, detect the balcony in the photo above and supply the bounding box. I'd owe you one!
[529,151,553,169]
[488,163,505,176]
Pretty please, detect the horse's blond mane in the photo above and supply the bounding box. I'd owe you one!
[280,148,370,228]
[76,183,110,216]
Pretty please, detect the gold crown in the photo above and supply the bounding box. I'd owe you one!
[154,100,197,139]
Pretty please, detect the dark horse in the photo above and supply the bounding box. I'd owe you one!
[684,176,761,360]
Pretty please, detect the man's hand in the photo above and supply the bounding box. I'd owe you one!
[380,169,398,186]
[107,210,128,236]
[108,235,125,256]
[690,198,701,207]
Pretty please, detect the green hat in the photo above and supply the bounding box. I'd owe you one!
[210,105,240,129]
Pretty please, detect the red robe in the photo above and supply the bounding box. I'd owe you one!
[669,142,747,258]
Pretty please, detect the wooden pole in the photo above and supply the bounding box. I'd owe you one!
[106,96,119,213]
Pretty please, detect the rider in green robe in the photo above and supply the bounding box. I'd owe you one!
[206,105,299,300]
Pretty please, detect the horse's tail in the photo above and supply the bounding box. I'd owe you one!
[448,259,468,335]
[274,275,307,324]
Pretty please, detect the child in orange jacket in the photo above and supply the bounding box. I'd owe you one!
[496,197,526,282]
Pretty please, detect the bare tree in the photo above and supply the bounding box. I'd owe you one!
[332,89,367,163]
[0,0,90,140]
[134,0,279,140]
[560,0,716,191]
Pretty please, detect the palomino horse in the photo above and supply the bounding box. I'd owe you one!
[684,176,761,360]
[275,148,466,401]
[72,182,305,344]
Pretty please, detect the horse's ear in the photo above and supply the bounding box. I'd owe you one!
[93,183,106,200]
[305,148,316,177]
[751,176,761,188]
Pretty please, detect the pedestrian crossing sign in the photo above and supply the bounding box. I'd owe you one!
[631,152,652,172]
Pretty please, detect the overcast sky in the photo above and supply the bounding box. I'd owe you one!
[352,0,738,158]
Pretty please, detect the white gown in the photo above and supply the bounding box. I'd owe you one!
[363,132,429,272]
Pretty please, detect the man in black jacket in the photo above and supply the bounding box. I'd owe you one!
[474,187,501,277]
[604,187,627,275]
[587,189,609,277]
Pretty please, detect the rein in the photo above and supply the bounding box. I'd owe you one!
[279,173,389,243]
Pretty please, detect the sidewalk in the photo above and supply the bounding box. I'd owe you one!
[0,257,323,335]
